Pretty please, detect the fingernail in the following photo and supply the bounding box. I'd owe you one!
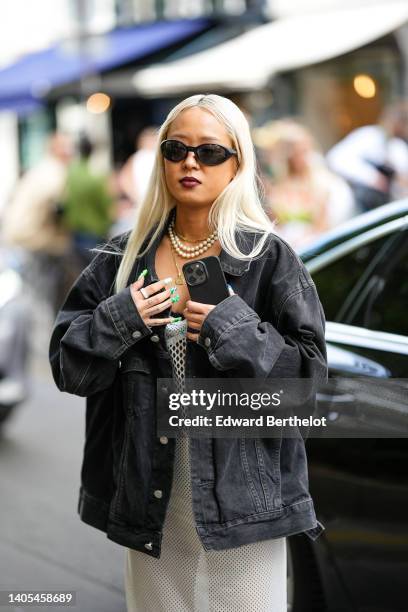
[170,287,177,295]
[138,269,148,279]
[163,277,173,284]
[171,316,182,322]
[171,295,180,303]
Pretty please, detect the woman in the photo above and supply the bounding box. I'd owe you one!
[49,94,327,612]
[253,119,333,248]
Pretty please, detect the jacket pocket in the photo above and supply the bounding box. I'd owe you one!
[111,410,154,525]
[210,439,262,522]
[112,416,131,516]
[112,353,155,524]
[240,437,283,513]
[119,351,154,418]
[254,436,283,512]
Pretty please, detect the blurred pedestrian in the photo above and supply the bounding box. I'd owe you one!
[61,135,114,270]
[253,120,354,248]
[114,127,158,234]
[107,168,137,239]
[1,132,73,313]
[327,101,408,212]
[118,126,158,207]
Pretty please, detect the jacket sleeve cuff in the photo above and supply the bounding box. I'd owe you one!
[197,294,258,358]
[104,286,152,348]
[197,294,288,374]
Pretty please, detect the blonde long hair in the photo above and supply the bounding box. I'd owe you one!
[115,94,274,293]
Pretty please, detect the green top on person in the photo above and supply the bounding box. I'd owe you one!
[62,135,113,239]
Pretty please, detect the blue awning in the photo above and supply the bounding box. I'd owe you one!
[0,18,209,113]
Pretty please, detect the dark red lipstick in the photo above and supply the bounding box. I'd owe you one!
[180,176,201,188]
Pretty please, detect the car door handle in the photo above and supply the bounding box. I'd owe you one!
[316,392,357,419]
[317,393,355,403]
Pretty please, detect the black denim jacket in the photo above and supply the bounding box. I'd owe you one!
[49,214,328,557]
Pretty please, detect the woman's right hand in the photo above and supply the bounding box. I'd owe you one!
[130,273,179,327]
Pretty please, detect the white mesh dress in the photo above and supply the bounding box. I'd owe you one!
[124,318,287,612]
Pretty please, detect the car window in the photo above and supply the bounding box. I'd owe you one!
[348,233,408,336]
[312,234,394,322]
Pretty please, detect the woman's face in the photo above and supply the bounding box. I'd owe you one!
[288,138,312,174]
[163,107,238,209]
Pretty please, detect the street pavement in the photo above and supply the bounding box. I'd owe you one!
[0,311,128,612]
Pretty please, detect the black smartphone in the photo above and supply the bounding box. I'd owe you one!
[182,256,229,304]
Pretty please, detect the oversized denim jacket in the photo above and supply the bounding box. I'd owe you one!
[49,214,328,558]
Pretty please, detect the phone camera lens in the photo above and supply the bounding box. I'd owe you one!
[185,261,207,286]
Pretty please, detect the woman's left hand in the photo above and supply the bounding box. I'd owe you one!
[184,285,234,342]
[184,301,215,342]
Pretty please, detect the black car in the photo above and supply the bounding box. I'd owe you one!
[288,200,408,612]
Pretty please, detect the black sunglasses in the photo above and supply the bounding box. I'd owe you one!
[161,139,237,166]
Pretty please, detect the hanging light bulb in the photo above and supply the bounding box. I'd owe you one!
[86,92,111,114]
[353,74,376,99]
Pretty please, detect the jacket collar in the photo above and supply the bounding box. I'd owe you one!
[132,211,253,283]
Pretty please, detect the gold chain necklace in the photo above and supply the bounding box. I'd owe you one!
[174,228,210,243]
[170,243,186,285]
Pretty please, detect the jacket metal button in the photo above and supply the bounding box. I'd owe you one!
[132,330,142,339]
[144,542,153,550]
[150,334,160,343]
[153,490,163,499]
[204,337,211,348]
[159,436,168,445]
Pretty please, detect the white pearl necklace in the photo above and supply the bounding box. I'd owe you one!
[168,218,218,259]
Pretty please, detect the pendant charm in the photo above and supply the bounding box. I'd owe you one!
[176,275,185,285]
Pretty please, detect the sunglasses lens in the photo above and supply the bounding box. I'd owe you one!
[197,144,228,165]
[161,140,187,162]
[161,140,233,165]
